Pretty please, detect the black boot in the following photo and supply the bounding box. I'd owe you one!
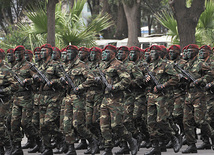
[28,137,42,153]
[127,137,138,155]
[211,136,214,150]
[166,140,173,148]
[53,139,68,154]
[114,141,130,154]
[11,142,23,155]
[0,146,4,155]
[4,141,12,155]
[197,136,211,150]
[40,148,53,155]
[144,140,161,155]
[159,140,167,152]
[171,135,182,153]
[182,144,197,154]
[21,138,35,149]
[89,138,99,155]
[66,144,76,155]
[102,147,113,155]
[75,139,87,150]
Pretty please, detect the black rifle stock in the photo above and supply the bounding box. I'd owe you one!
[30,63,55,91]
[174,63,196,82]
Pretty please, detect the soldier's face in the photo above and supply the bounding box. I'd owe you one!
[78,51,88,61]
[67,50,76,61]
[144,52,151,63]
[7,53,15,63]
[102,50,111,61]
[41,48,49,59]
[25,53,30,61]
[52,51,60,60]
[117,50,127,61]
[150,50,159,61]
[129,50,138,61]
[15,50,24,61]
[61,52,67,62]
[169,50,179,60]
[187,48,196,59]
[35,51,41,62]
[183,49,188,60]
[199,49,209,59]
[90,51,97,61]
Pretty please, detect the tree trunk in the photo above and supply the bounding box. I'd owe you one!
[169,0,205,49]
[115,3,128,39]
[122,0,140,47]
[47,0,58,46]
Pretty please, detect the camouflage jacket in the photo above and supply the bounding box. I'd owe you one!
[102,58,131,95]
[148,58,179,94]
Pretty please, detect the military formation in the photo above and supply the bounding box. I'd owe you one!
[0,43,214,155]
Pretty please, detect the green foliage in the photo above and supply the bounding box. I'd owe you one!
[155,0,214,47]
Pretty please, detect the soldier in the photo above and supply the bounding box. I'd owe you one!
[61,45,79,155]
[182,44,214,153]
[83,46,104,154]
[182,46,189,61]
[28,47,43,153]
[34,44,64,155]
[24,50,33,62]
[0,49,17,155]
[198,45,214,150]
[7,48,16,68]
[99,44,138,155]
[145,45,181,155]
[11,45,37,155]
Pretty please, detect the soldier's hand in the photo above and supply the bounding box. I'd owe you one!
[193,79,202,86]
[60,77,68,85]
[178,74,188,80]
[94,76,101,83]
[145,75,150,82]
[205,83,212,91]
[106,84,113,92]
[73,87,79,94]
[154,84,165,92]
[33,74,40,82]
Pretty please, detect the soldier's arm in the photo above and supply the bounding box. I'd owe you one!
[164,63,179,87]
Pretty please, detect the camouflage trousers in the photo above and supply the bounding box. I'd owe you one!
[205,93,214,127]
[63,94,75,144]
[72,93,96,141]
[85,90,103,135]
[147,92,175,142]
[39,91,62,148]
[184,90,214,144]
[100,93,132,148]
[0,98,12,146]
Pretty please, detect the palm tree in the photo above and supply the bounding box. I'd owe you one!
[18,0,113,50]
[155,0,214,47]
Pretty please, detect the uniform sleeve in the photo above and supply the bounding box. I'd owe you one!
[77,67,95,90]
[3,70,18,94]
[164,63,179,87]
[198,62,212,84]
[113,64,131,91]
[131,64,146,87]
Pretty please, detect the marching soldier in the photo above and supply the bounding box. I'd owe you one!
[24,50,33,62]
[99,44,138,155]
[7,48,16,68]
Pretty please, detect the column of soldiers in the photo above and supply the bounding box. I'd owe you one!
[0,43,214,155]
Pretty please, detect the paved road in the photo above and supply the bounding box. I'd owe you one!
[21,137,214,155]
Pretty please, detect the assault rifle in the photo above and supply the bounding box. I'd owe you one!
[96,65,113,96]
[5,64,28,90]
[30,63,55,91]
[59,64,76,89]
[142,63,164,95]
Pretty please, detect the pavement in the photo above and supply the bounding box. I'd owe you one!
[21,137,214,155]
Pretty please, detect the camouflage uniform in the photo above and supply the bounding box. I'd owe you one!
[183,56,214,145]
[0,61,16,148]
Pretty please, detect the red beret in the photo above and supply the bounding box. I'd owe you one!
[79,47,89,52]
[103,44,117,52]
[129,46,140,51]
[14,45,25,51]
[66,45,78,51]
[25,50,33,55]
[33,47,41,54]
[144,47,149,52]
[169,45,181,51]
[90,47,102,53]
[160,45,166,51]
[118,46,129,51]
[7,48,14,54]
[61,48,67,53]
[187,44,198,49]
[41,44,52,49]
[52,47,61,53]
[0,49,5,54]
[149,45,162,51]
[199,45,211,51]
